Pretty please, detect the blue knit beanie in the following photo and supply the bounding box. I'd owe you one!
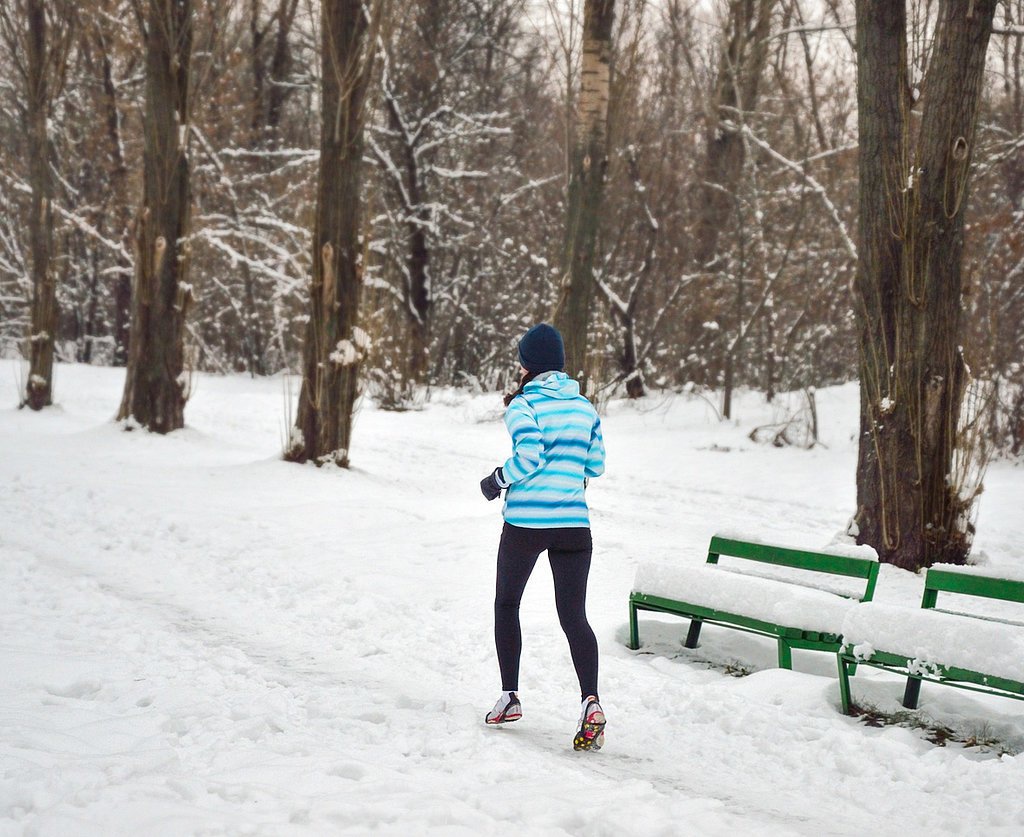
[517,323,565,373]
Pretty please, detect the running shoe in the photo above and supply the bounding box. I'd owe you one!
[573,697,605,751]
[485,692,522,725]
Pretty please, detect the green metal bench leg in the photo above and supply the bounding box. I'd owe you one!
[777,640,793,670]
[902,676,922,710]
[628,602,640,650]
[837,655,853,714]
[684,618,703,649]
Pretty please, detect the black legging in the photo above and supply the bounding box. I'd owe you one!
[494,522,599,699]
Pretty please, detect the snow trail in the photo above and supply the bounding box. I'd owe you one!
[1,362,1023,835]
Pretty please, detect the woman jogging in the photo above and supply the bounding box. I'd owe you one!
[479,323,607,751]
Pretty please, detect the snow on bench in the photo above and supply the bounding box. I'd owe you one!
[841,603,1024,685]
[632,563,860,635]
[837,567,1024,714]
[629,534,879,670]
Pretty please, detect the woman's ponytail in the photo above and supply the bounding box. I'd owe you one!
[503,370,538,407]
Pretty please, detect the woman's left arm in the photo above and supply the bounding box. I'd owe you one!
[500,401,545,484]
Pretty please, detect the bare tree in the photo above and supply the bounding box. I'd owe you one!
[1,0,1018,437]
[853,0,999,570]
[185,0,316,378]
[694,0,777,419]
[0,0,74,409]
[369,0,518,390]
[692,0,775,270]
[81,0,137,366]
[250,0,301,149]
[286,0,384,467]
[117,0,195,432]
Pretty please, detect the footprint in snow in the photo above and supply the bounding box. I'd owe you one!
[328,762,367,781]
[43,679,103,701]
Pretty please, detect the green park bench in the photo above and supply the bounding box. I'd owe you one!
[629,534,880,670]
[837,567,1024,714]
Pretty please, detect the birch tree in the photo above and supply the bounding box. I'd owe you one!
[553,0,615,383]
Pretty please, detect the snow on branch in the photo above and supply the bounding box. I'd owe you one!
[429,166,489,180]
[0,170,132,264]
[217,146,318,161]
[491,175,561,218]
[763,22,853,43]
[366,133,414,211]
[734,122,857,262]
[593,274,629,317]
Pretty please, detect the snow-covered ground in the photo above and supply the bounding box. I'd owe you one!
[2,360,1023,836]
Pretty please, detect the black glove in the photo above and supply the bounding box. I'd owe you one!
[480,467,505,501]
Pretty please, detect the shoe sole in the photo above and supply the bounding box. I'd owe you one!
[573,711,606,751]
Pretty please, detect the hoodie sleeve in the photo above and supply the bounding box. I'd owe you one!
[585,414,606,478]
[501,400,544,484]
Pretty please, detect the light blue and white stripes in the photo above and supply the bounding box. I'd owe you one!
[499,372,605,528]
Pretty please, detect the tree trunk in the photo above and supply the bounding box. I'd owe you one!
[621,322,643,398]
[24,0,57,410]
[250,0,300,148]
[406,207,430,384]
[286,0,376,467]
[393,69,433,388]
[553,0,615,383]
[249,0,266,145]
[266,0,299,145]
[98,23,133,367]
[722,353,734,421]
[853,0,998,570]
[117,0,194,433]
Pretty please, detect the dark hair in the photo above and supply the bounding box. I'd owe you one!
[503,369,538,407]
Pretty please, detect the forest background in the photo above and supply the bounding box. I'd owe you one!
[1,0,1023,488]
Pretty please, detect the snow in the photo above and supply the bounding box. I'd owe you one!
[632,563,858,634]
[2,366,1024,834]
[843,602,1024,683]
[329,340,358,366]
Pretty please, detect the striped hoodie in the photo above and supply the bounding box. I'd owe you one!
[498,371,606,528]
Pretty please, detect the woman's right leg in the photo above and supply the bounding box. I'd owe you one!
[548,528,599,700]
[494,523,544,691]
